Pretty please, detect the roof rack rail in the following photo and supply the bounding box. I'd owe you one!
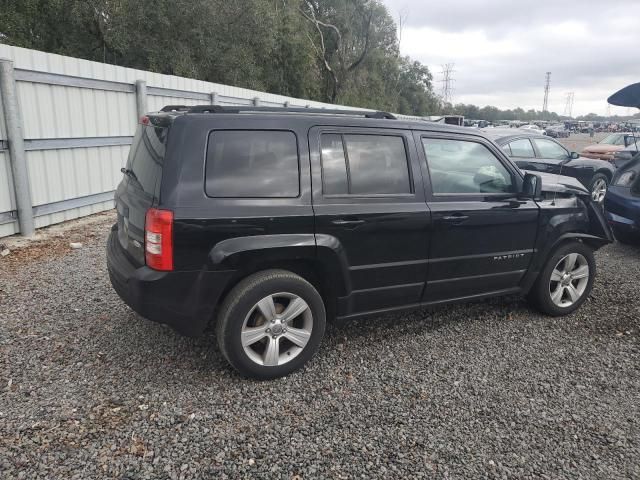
[160,105,192,112]
[185,105,397,119]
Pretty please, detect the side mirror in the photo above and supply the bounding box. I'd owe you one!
[570,151,580,160]
[521,172,542,200]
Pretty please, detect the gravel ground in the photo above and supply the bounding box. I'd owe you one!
[1,212,639,479]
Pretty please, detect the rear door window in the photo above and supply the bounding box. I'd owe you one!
[320,133,411,195]
[508,138,535,158]
[205,130,299,198]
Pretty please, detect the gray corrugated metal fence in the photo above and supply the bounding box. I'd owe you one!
[0,44,422,238]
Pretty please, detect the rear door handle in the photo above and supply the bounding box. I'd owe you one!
[332,219,365,226]
[441,214,469,224]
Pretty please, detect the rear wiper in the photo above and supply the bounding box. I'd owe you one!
[120,167,139,182]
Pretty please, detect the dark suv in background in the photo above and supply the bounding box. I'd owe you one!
[107,106,613,379]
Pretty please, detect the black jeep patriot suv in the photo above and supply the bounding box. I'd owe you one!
[107,106,613,379]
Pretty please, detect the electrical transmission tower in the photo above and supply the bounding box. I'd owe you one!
[439,63,455,105]
[542,72,551,112]
[563,92,574,117]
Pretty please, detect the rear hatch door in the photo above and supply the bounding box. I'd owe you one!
[115,120,168,265]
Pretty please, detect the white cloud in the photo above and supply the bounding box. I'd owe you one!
[383,0,640,116]
[401,27,524,59]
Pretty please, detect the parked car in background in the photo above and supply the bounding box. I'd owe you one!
[519,124,546,135]
[545,124,570,138]
[605,151,640,244]
[612,136,640,167]
[604,82,640,243]
[581,132,638,161]
[106,106,613,379]
[486,132,615,203]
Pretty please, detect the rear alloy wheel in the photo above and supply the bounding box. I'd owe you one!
[240,292,313,367]
[216,269,326,379]
[528,241,595,316]
[589,174,608,203]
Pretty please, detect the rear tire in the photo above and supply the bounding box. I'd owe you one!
[216,269,326,379]
[528,241,595,316]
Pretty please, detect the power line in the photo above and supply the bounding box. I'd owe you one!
[563,92,574,117]
[439,63,455,105]
[542,72,551,112]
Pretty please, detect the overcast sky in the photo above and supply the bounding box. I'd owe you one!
[381,0,639,116]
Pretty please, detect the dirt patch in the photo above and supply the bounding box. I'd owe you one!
[0,210,116,269]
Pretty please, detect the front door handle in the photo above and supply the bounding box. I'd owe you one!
[441,214,469,224]
[332,219,365,226]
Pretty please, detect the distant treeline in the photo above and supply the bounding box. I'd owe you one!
[443,102,640,123]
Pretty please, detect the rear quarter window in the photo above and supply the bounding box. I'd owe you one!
[126,125,168,195]
[205,130,300,198]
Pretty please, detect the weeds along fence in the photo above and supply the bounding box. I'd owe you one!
[0,44,421,238]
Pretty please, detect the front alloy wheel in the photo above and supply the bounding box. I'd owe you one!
[549,253,590,308]
[528,241,596,316]
[590,177,608,203]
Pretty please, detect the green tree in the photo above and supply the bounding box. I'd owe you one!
[0,0,441,116]
[299,0,396,103]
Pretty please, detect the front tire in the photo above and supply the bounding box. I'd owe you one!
[589,173,608,204]
[528,241,596,316]
[216,269,326,379]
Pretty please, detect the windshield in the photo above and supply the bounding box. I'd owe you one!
[600,134,622,145]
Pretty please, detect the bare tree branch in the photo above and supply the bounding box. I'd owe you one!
[347,10,372,72]
[299,1,340,101]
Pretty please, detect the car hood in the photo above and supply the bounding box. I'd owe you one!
[582,144,624,154]
[523,170,589,195]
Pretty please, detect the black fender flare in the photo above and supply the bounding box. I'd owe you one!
[520,232,610,293]
[208,233,352,296]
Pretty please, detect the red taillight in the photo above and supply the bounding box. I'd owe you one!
[145,208,173,271]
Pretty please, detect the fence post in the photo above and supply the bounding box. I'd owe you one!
[0,59,34,236]
[210,92,218,105]
[135,80,147,119]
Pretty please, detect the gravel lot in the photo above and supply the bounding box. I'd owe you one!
[1,212,639,479]
[558,132,608,153]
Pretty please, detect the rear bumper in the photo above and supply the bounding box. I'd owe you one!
[106,228,234,337]
[604,186,640,233]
